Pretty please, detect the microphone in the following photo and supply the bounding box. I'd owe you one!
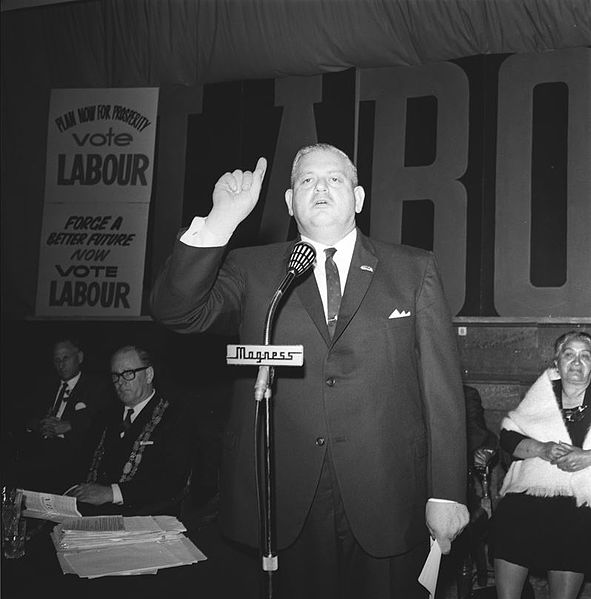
[286,241,316,278]
[275,241,316,297]
[262,242,316,346]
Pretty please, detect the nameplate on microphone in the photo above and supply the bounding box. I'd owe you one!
[226,345,304,366]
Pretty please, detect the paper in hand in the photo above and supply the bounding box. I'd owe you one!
[418,538,442,598]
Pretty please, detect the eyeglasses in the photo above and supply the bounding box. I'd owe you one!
[111,366,150,383]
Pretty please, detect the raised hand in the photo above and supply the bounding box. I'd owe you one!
[206,157,267,238]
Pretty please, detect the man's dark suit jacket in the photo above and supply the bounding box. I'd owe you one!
[43,372,114,446]
[12,372,114,492]
[151,230,467,557]
[464,385,498,454]
[88,393,193,514]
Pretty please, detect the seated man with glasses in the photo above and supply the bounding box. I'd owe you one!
[70,345,193,516]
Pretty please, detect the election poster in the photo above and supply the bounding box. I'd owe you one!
[36,88,159,317]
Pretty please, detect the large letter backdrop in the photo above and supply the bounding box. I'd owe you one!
[36,88,159,317]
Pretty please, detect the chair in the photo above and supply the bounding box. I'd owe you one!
[455,451,497,599]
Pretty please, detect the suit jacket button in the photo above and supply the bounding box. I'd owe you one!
[325,377,335,387]
[315,437,325,446]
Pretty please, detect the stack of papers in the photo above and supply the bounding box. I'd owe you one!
[53,515,184,550]
[50,515,207,578]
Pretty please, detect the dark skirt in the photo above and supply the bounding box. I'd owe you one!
[491,493,591,573]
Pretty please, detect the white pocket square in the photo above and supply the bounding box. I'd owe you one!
[74,402,86,411]
[389,308,411,319]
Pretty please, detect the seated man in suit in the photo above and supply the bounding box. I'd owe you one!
[9,336,114,493]
[71,345,193,516]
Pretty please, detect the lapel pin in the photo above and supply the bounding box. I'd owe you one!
[360,265,374,272]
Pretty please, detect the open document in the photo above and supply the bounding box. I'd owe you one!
[19,489,82,522]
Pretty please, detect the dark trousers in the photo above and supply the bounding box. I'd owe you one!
[275,450,429,599]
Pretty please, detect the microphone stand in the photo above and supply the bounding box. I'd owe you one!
[254,270,297,599]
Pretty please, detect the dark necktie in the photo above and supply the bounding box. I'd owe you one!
[121,408,134,435]
[49,381,69,417]
[325,247,341,338]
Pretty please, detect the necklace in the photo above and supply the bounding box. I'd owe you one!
[562,403,589,423]
[560,388,589,423]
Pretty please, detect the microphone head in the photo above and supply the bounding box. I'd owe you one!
[287,241,316,277]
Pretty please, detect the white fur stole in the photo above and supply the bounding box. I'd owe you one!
[500,369,591,507]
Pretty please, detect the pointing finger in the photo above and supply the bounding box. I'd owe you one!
[254,157,267,181]
[250,157,267,196]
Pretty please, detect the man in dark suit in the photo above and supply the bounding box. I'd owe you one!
[71,345,193,516]
[11,337,113,493]
[150,144,469,598]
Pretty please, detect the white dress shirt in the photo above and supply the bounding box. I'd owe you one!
[300,228,356,323]
[54,371,81,420]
